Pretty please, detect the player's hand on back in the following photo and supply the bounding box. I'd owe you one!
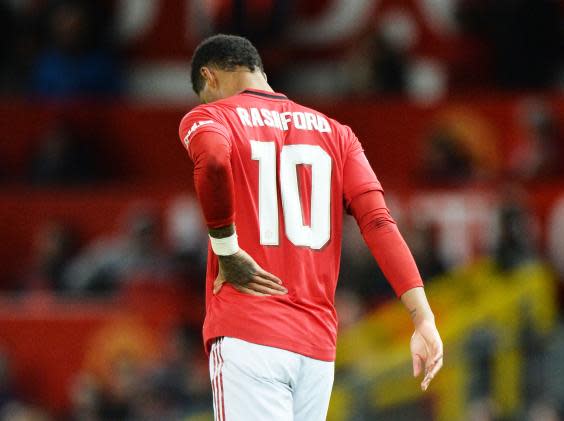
[214,249,287,296]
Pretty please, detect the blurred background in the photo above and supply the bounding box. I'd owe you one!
[0,0,563,420]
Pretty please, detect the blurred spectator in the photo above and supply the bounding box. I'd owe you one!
[509,99,564,180]
[338,218,392,307]
[458,0,563,90]
[421,108,500,184]
[466,328,498,421]
[347,14,411,97]
[422,128,474,183]
[28,120,106,186]
[0,1,15,91]
[69,373,101,421]
[141,326,210,418]
[30,0,121,99]
[68,326,210,420]
[0,402,52,421]
[0,350,52,421]
[494,186,535,271]
[0,350,15,413]
[21,220,77,291]
[0,1,39,93]
[63,205,170,295]
[166,195,207,286]
[406,224,446,281]
[335,288,365,331]
[216,0,294,48]
[370,13,413,95]
[466,398,496,421]
[542,322,564,418]
[527,402,560,421]
[96,355,140,421]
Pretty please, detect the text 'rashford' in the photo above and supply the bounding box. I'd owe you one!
[236,107,332,133]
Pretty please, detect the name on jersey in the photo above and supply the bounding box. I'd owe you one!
[184,120,213,144]
[236,107,331,133]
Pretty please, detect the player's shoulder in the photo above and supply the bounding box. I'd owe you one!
[179,102,228,132]
[181,102,223,122]
[178,102,233,146]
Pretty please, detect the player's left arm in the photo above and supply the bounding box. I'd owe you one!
[182,127,287,296]
[343,130,443,391]
[349,189,443,391]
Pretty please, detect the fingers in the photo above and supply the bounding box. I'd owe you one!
[414,322,444,391]
[421,350,443,391]
[256,267,283,285]
[214,275,287,296]
[217,280,280,297]
[245,281,287,296]
[412,353,423,378]
[232,284,270,296]
[215,248,287,296]
[251,274,287,294]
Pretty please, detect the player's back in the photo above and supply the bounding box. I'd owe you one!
[180,89,380,361]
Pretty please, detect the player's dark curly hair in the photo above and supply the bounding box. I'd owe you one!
[190,34,264,95]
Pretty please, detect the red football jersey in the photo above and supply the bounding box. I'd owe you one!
[179,89,382,361]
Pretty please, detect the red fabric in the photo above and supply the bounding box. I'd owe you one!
[349,190,424,297]
[342,124,383,209]
[178,89,383,361]
[185,131,235,228]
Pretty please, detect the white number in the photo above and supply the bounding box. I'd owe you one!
[251,141,279,245]
[251,141,332,249]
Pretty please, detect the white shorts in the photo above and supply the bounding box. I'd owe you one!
[209,337,334,421]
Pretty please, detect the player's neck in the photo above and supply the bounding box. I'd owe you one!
[233,72,274,94]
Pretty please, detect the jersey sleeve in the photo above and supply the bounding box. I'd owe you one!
[178,106,231,159]
[342,125,383,210]
[190,131,235,228]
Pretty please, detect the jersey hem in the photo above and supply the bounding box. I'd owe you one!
[204,328,336,362]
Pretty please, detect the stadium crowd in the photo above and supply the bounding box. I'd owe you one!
[0,0,562,99]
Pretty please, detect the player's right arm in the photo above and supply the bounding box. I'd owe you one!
[343,128,443,390]
[179,111,286,296]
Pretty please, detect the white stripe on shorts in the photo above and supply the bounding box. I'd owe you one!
[211,338,226,421]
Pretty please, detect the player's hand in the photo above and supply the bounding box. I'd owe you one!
[213,249,287,296]
[410,318,443,391]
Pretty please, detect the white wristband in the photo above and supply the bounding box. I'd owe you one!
[209,232,240,256]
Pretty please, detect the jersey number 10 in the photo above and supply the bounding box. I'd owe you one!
[251,141,332,250]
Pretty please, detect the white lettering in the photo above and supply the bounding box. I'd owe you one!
[281,112,293,131]
[250,108,265,126]
[237,107,252,126]
[235,107,331,133]
[271,110,282,130]
[305,112,318,130]
[293,112,307,130]
[317,115,331,133]
[261,109,274,127]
